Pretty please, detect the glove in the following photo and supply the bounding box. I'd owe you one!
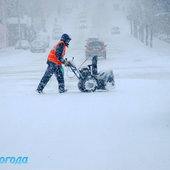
[64,60,69,66]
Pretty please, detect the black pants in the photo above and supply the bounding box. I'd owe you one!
[37,61,65,92]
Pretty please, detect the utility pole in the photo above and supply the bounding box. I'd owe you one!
[0,0,8,48]
[17,0,21,44]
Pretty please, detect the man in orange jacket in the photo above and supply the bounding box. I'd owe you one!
[36,34,71,94]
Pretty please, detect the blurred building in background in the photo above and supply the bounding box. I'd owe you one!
[0,0,46,47]
[6,0,32,46]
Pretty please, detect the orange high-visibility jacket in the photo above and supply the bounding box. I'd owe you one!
[47,41,66,65]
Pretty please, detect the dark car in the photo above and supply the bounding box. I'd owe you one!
[85,39,106,59]
[30,40,46,53]
[79,19,87,29]
[111,26,120,34]
[36,33,50,48]
[15,40,30,50]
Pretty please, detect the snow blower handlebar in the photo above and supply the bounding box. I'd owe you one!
[65,56,98,80]
[67,60,83,80]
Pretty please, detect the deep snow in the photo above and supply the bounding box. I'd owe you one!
[0,1,170,170]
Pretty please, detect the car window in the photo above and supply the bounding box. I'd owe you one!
[89,41,103,47]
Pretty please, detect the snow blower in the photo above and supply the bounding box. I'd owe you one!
[67,56,115,92]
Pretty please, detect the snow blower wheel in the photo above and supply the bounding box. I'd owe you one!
[84,77,97,92]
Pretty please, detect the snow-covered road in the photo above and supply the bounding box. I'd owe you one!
[0,1,170,170]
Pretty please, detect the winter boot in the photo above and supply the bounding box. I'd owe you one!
[36,89,44,94]
[59,89,68,93]
[59,83,67,93]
